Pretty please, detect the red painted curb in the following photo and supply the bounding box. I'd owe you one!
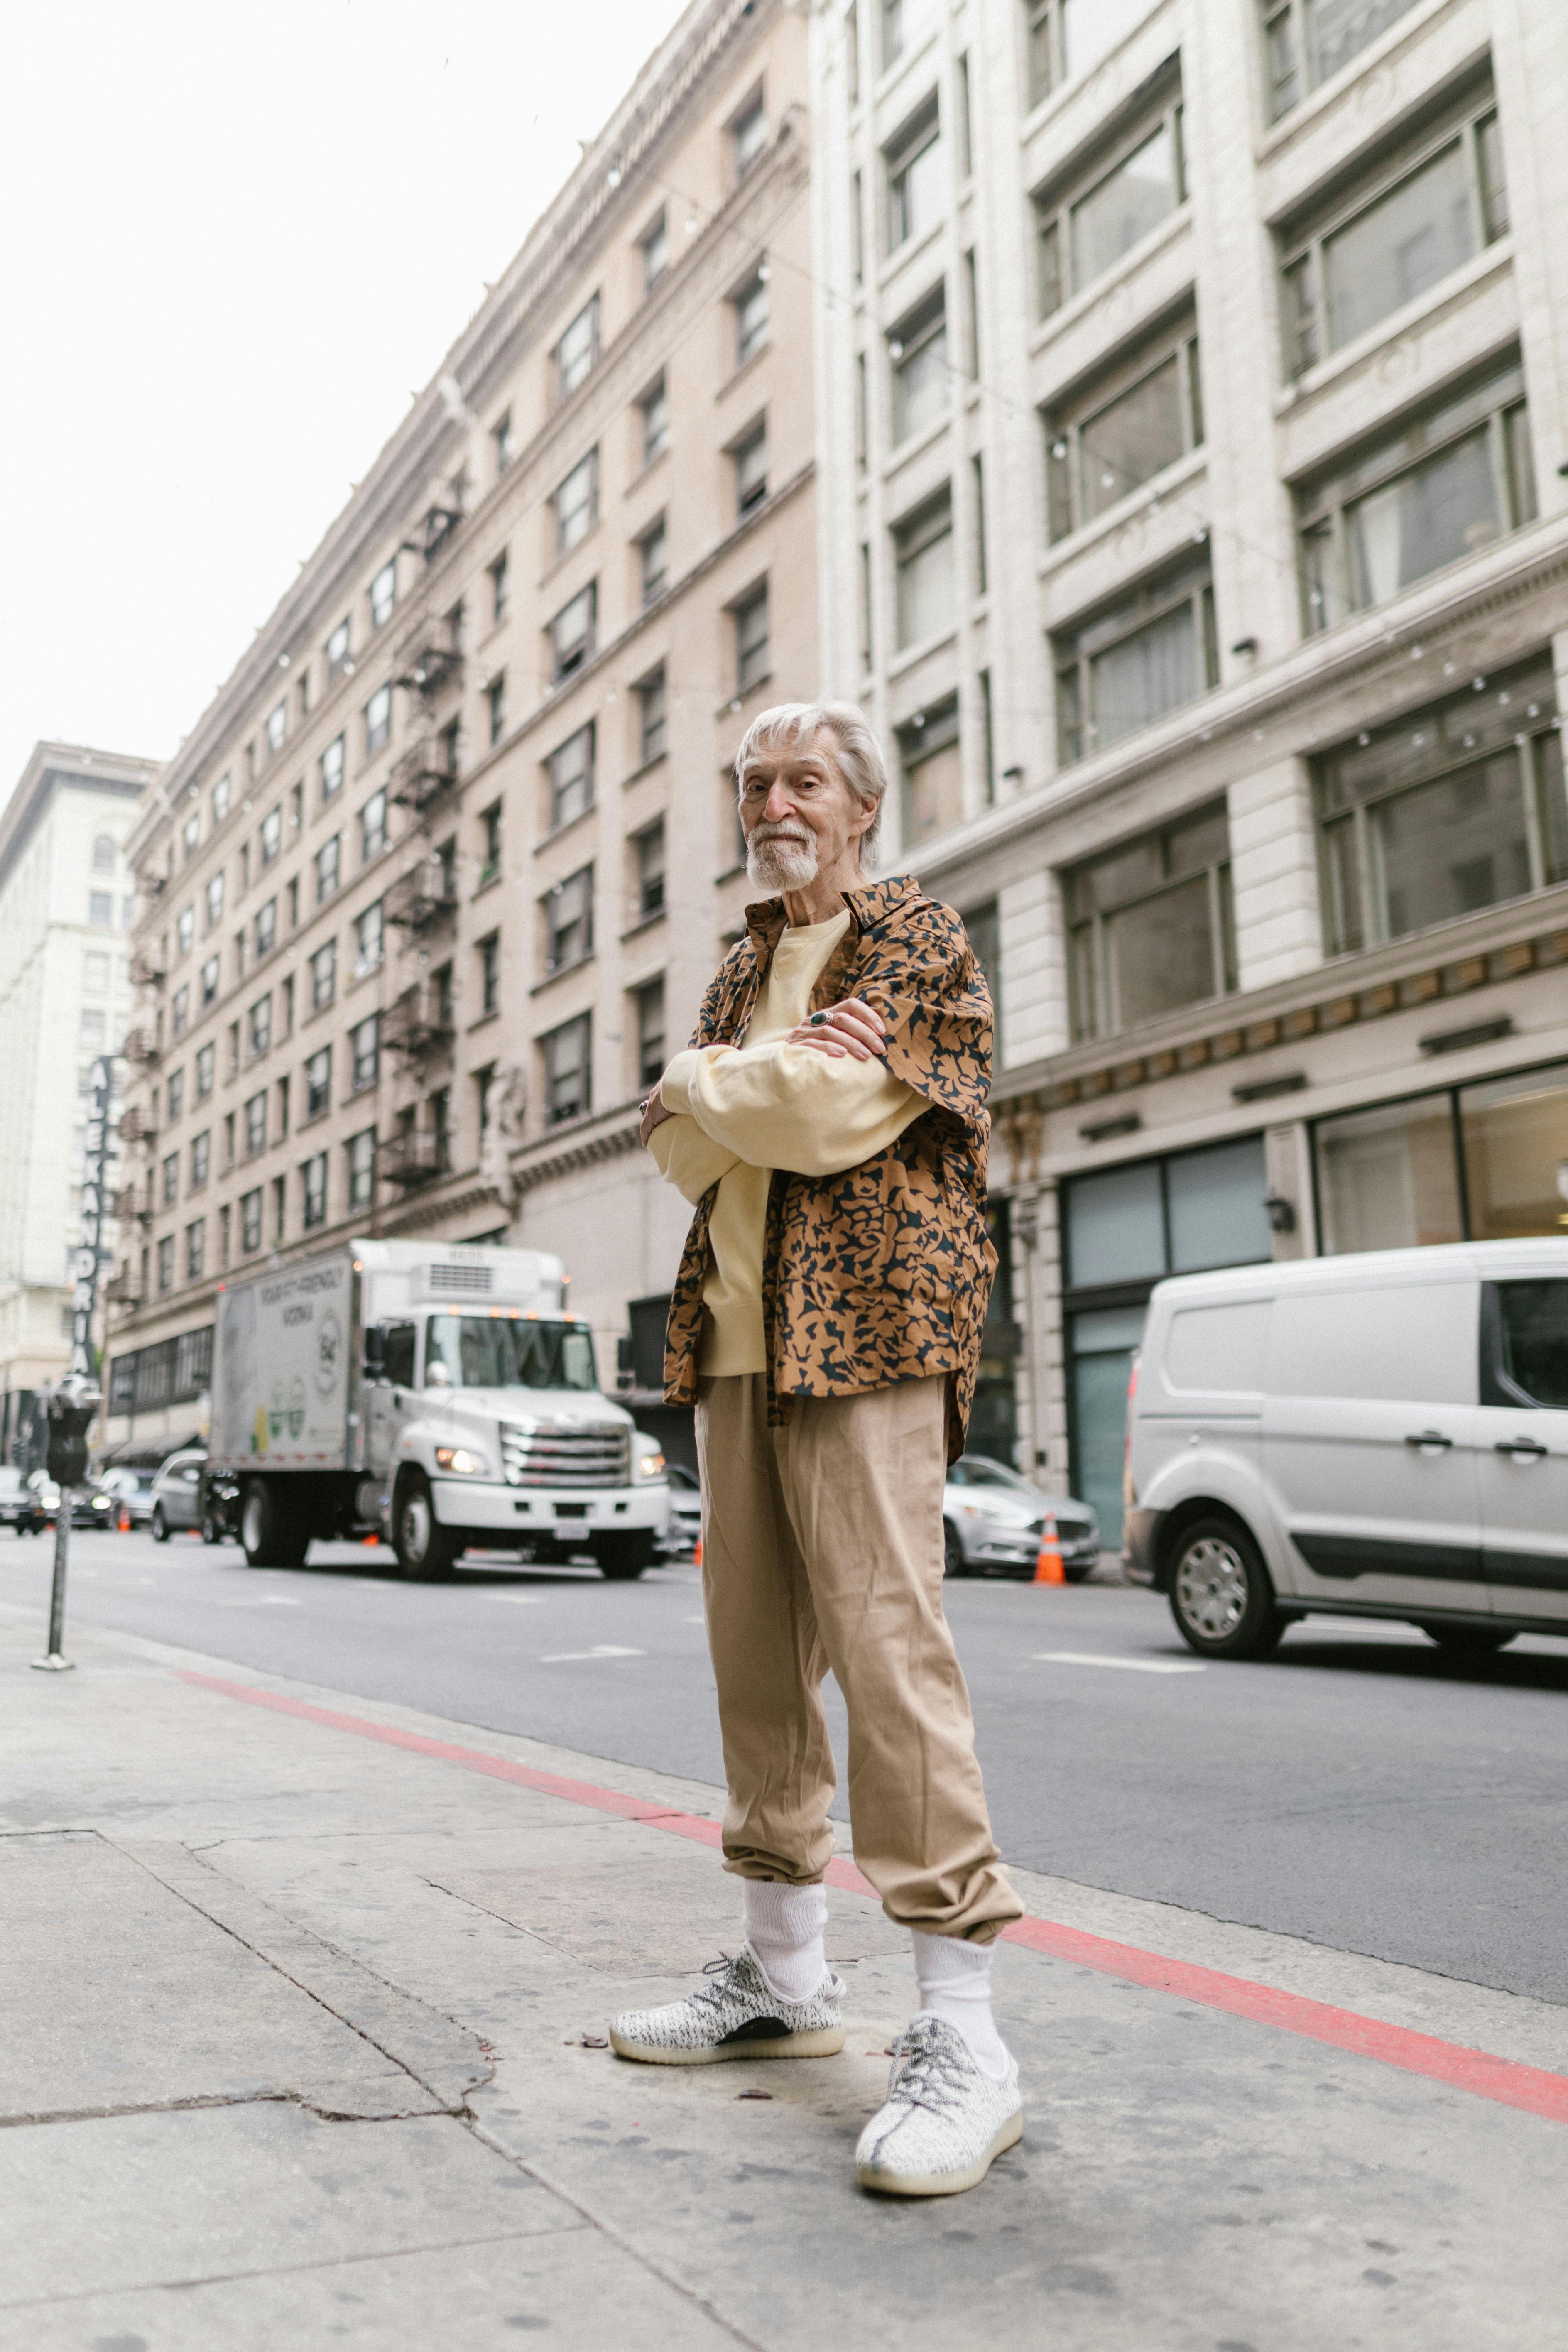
[176,1669,1568,2126]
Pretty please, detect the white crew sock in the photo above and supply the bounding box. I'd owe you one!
[911,1928,1011,2080]
[742,1879,828,2004]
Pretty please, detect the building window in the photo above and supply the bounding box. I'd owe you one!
[898,699,963,848]
[1027,0,1156,109]
[433,960,454,1034]
[185,1217,205,1280]
[266,701,287,759]
[858,542,874,671]
[260,807,282,865]
[553,448,599,555]
[365,684,392,757]
[171,984,190,1039]
[489,550,509,624]
[475,669,502,749]
[734,582,771,694]
[310,938,336,1012]
[92,831,116,872]
[890,287,948,446]
[1264,0,1424,124]
[249,993,272,1057]
[1316,658,1564,958]
[304,1046,331,1120]
[1036,75,1185,319]
[893,486,956,649]
[640,210,669,292]
[1046,311,1203,541]
[478,932,501,1017]
[971,453,988,595]
[637,669,667,765]
[732,270,770,368]
[347,1127,376,1210]
[176,905,195,957]
[244,1089,267,1156]
[1065,800,1235,1041]
[321,734,345,801]
[733,421,768,518]
[316,835,341,904]
[542,1012,591,1125]
[549,583,596,683]
[639,516,668,605]
[212,773,231,823]
[370,559,397,628]
[852,170,865,288]
[255,897,277,960]
[271,1176,287,1245]
[88,890,113,927]
[1298,354,1535,632]
[200,954,220,1009]
[886,98,942,254]
[635,978,666,1087]
[555,294,600,400]
[430,1089,452,1174]
[1054,551,1217,764]
[158,1235,174,1294]
[640,375,669,466]
[195,1042,215,1098]
[162,1151,179,1207]
[493,409,514,475]
[1316,1059,1568,1255]
[882,0,938,70]
[732,90,767,181]
[326,618,351,678]
[350,1014,380,1092]
[545,864,594,973]
[360,789,388,863]
[355,899,383,975]
[478,799,503,884]
[190,1130,209,1190]
[539,725,593,837]
[961,897,1001,1049]
[240,1188,262,1253]
[635,819,666,922]
[1281,82,1508,377]
[205,871,225,930]
[302,1152,327,1231]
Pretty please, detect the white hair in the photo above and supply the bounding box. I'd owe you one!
[733,700,890,864]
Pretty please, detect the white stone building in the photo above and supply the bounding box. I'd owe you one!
[811,0,1568,1539]
[0,743,157,1458]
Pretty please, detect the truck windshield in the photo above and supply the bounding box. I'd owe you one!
[425,1315,598,1392]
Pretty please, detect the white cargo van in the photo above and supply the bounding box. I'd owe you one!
[1124,1239,1568,1659]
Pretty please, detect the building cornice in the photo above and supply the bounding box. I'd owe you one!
[0,743,159,897]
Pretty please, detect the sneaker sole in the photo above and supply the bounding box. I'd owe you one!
[857,2108,1023,2197]
[609,2024,847,2066]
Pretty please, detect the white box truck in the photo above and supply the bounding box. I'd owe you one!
[208,1237,669,1580]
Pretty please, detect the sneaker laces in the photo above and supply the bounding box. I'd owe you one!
[684,1951,755,2019]
[887,2021,972,2118]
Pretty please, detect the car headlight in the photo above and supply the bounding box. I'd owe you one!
[635,1450,666,1481]
[434,1446,487,1476]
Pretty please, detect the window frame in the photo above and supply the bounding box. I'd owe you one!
[733,581,771,694]
[541,1012,592,1126]
[889,283,949,447]
[1034,78,1185,321]
[640,210,670,293]
[543,862,595,975]
[370,559,397,630]
[301,1151,328,1232]
[555,294,601,402]
[1064,799,1237,1042]
[731,89,767,182]
[546,723,595,831]
[892,484,957,651]
[1262,0,1424,124]
[885,95,942,255]
[1045,310,1203,542]
[634,975,666,1088]
[732,268,771,369]
[549,582,597,684]
[359,788,388,864]
[637,667,668,766]
[639,374,670,467]
[633,817,666,923]
[552,448,599,556]
[365,683,392,758]
[1053,551,1218,765]
[732,418,769,518]
[305,1045,332,1121]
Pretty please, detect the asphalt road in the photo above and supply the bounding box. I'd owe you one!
[5,1524,1567,2006]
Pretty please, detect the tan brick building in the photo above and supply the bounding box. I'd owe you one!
[105,0,813,1458]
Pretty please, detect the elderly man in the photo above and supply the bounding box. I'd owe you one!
[608,702,1023,2199]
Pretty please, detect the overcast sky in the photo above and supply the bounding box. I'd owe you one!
[1,0,692,799]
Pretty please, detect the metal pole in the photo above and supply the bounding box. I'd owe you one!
[33,1494,75,1672]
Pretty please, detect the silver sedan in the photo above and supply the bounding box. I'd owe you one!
[942,1456,1100,1581]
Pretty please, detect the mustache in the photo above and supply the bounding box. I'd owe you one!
[750,819,812,844]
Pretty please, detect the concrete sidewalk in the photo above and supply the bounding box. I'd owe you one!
[2,1605,1566,2352]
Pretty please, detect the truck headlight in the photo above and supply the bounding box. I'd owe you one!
[635,1450,666,1481]
[434,1446,487,1476]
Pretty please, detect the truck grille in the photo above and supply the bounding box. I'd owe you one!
[500,1421,629,1488]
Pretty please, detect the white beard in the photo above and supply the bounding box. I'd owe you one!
[747,827,818,893]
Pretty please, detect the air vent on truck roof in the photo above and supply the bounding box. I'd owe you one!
[427,1262,492,1294]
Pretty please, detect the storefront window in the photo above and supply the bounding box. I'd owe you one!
[1460,1064,1568,1241]
[1314,1058,1568,1253]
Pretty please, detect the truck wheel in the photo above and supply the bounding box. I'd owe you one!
[393,1474,460,1582]
[151,1506,170,1544]
[240,1480,309,1570]
[201,1504,223,1544]
[1168,1515,1284,1661]
[595,1530,654,1581]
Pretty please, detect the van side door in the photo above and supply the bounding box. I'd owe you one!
[1262,1278,1491,1621]
[1476,1279,1568,1624]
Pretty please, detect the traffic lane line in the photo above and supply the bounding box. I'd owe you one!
[1032,1651,1205,1674]
[175,1669,1568,2128]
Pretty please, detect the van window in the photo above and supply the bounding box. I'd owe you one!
[1164,1300,1272,1395]
[1496,1281,1568,1409]
[1265,1283,1476,1404]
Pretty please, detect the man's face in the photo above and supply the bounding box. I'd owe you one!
[737,730,871,893]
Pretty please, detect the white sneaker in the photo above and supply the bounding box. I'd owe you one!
[610,1949,847,2066]
[855,2015,1022,2196]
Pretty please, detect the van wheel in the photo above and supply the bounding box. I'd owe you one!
[1419,1622,1517,1655]
[1169,1516,1284,1660]
[595,1530,654,1581]
[240,1480,309,1570]
[394,1474,460,1582]
[151,1507,170,1544]
[943,1521,967,1578]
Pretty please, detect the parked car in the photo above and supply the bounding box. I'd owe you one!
[0,1466,47,1536]
[662,1463,702,1555]
[96,1467,157,1528]
[24,1470,60,1525]
[1125,1238,1568,1660]
[943,1456,1100,1580]
[149,1449,207,1541]
[72,1483,120,1529]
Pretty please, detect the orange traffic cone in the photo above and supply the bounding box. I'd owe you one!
[1034,1512,1066,1585]
[693,1533,703,1568]
[117,1507,131,1532]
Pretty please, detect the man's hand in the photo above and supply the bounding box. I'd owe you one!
[640,1088,673,1146]
[782,997,887,1062]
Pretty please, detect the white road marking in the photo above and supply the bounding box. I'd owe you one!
[1032,1650,1205,1675]
[489,1592,546,1605]
[218,1595,305,1608]
[539,1644,644,1663]
[686,1614,706,1624]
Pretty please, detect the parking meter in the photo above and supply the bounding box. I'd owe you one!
[34,1374,101,1673]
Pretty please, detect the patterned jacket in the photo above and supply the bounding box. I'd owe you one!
[663,873,997,1462]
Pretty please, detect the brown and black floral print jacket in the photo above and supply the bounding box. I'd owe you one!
[663,873,997,1463]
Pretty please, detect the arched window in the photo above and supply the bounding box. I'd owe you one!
[92,833,116,871]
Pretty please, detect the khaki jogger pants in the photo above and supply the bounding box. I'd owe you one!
[695,1371,1022,1943]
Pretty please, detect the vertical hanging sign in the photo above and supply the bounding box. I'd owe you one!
[73,1054,118,1379]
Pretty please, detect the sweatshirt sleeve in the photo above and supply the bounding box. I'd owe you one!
[647,1107,742,1204]
[659,1039,923,1178]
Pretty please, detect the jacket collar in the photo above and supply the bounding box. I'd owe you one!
[742,872,920,960]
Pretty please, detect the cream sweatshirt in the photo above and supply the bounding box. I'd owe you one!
[649,910,924,1376]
